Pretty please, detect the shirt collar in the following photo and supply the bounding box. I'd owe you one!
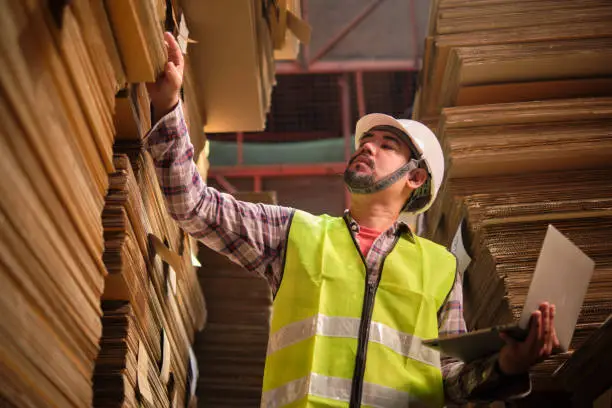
[343,210,415,241]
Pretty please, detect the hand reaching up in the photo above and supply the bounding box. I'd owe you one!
[147,32,184,120]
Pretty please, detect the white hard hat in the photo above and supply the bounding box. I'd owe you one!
[354,113,444,214]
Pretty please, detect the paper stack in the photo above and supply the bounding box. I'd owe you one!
[0,0,207,405]
[0,0,126,405]
[426,97,612,244]
[555,316,612,404]
[415,0,612,120]
[96,109,207,406]
[415,0,612,391]
[104,0,167,82]
[421,101,612,385]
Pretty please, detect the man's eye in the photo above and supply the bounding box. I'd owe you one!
[382,144,393,150]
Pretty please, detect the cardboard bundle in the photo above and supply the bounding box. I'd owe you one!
[104,0,167,82]
[426,97,612,241]
[438,38,612,111]
[427,168,612,250]
[93,301,143,408]
[113,91,207,396]
[435,100,612,178]
[103,149,205,408]
[0,1,125,405]
[421,99,612,386]
[94,301,171,408]
[462,216,612,383]
[555,316,612,404]
[103,155,160,356]
[1,0,206,406]
[416,0,612,119]
[182,0,278,132]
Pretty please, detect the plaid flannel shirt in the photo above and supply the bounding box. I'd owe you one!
[145,102,531,406]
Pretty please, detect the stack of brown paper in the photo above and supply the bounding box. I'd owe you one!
[415,0,612,120]
[421,99,612,384]
[104,0,167,82]
[0,1,124,404]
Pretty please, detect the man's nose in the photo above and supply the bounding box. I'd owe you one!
[360,141,376,156]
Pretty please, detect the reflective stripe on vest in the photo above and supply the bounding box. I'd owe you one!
[266,314,441,369]
[261,373,430,408]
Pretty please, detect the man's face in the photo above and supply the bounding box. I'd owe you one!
[344,128,412,190]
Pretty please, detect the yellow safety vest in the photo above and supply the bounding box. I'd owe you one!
[262,210,457,408]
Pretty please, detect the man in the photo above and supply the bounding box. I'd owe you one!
[146,33,559,407]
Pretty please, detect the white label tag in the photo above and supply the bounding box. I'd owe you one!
[189,346,198,397]
[450,220,472,278]
[167,266,177,296]
[160,329,171,385]
[137,342,153,404]
[178,14,189,54]
[191,252,201,267]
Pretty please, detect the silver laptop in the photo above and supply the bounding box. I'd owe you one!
[423,224,595,362]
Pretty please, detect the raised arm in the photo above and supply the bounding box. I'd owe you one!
[145,33,293,291]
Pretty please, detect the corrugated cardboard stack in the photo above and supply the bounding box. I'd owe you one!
[415,0,612,393]
[97,2,208,400]
[0,0,206,406]
[415,0,612,121]
[555,316,612,405]
[0,1,119,405]
[181,0,310,133]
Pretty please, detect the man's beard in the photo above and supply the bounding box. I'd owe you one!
[344,157,376,191]
[344,168,376,190]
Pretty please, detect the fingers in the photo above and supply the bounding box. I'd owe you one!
[546,304,556,355]
[165,61,182,89]
[550,304,561,351]
[540,303,550,356]
[164,32,184,77]
[526,310,541,347]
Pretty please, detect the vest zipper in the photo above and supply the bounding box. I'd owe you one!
[344,218,400,408]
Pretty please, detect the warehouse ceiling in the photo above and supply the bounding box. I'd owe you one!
[306,0,430,62]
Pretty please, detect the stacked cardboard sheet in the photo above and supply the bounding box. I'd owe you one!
[416,0,612,397]
[416,0,612,120]
[463,217,612,385]
[104,0,167,82]
[555,316,612,405]
[1,0,207,406]
[421,100,612,385]
[0,0,126,405]
[426,97,612,241]
[98,153,206,406]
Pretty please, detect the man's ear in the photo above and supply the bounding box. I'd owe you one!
[406,168,428,189]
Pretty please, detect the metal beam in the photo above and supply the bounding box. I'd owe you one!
[355,71,366,117]
[236,132,244,165]
[408,0,420,63]
[209,163,347,178]
[309,0,386,65]
[339,73,352,210]
[299,0,310,68]
[253,175,262,192]
[276,59,419,74]
[214,175,238,193]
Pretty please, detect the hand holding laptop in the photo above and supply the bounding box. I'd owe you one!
[498,302,560,375]
[423,225,595,371]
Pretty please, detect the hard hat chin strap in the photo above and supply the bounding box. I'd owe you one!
[346,159,422,195]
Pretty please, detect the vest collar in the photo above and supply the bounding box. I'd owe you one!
[343,210,415,242]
